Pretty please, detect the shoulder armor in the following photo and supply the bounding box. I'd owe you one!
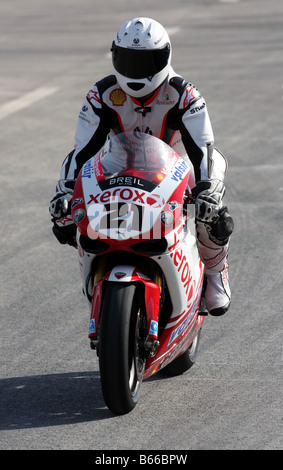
[169,76,189,95]
[180,83,202,110]
[86,75,117,108]
[96,74,117,95]
[169,76,202,110]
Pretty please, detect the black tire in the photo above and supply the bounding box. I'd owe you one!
[161,328,202,377]
[99,282,147,415]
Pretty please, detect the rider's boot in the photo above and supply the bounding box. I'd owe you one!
[204,259,231,316]
[196,210,232,316]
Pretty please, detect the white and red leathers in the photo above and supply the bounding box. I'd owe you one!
[53,67,232,315]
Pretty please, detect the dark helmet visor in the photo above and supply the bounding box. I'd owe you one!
[111,42,170,79]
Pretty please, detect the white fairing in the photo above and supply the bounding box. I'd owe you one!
[153,205,204,324]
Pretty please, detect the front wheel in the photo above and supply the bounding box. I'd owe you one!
[99,282,147,415]
[161,329,202,377]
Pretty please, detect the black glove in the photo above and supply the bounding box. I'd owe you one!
[194,180,225,223]
[49,179,75,219]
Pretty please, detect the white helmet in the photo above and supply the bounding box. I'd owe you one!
[111,18,171,98]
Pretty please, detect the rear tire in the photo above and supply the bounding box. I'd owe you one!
[99,282,147,415]
[161,329,201,377]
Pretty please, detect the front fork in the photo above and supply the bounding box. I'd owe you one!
[88,257,162,357]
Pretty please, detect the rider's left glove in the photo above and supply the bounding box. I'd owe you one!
[194,179,225,224]
[49,179,75,219]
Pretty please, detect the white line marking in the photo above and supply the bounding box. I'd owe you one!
[0,86,59,121]
[166,27,181,36]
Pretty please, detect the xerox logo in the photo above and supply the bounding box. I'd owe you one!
[86,189,165,208]
[170,247,194,304]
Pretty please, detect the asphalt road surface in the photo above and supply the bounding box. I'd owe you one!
[0,0,282,451]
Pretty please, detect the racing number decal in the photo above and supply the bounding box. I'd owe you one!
[100,202,144,233]
[86,188,164,238]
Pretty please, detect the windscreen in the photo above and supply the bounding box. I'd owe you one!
[99,132,176,184]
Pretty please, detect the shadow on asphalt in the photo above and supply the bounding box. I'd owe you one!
[0,371,113,429]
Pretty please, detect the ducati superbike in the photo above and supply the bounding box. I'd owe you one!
[70,132,207,415]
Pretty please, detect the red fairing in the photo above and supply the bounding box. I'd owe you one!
[89,268,160,341]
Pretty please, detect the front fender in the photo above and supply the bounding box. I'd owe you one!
[88,265,161,341]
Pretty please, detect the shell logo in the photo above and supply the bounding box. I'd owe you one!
[110,89,127,106]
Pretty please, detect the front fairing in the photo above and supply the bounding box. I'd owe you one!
[72,132,190,245]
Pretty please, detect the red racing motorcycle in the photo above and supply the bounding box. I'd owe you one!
[70,132,207,415]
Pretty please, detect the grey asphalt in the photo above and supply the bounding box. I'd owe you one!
[0,0,282,451]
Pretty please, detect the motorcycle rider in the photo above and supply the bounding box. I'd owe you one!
[49,17,234,316]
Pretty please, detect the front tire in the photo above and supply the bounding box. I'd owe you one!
[99,282,147,415]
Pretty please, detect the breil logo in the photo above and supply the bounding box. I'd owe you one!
[109,176,143,186]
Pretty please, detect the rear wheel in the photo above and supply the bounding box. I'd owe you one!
[99,282,147,415]
[161,329,202,377]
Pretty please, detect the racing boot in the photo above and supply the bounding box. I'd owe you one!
[196,207,233,316]
[204,260,231,316]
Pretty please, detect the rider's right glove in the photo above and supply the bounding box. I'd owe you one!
[49,179,75,220]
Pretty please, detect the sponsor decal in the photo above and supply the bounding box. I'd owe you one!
[114,272,126,279]
[89,319,95,335]
[87,88,101,105]
[168,311,194,345]
[110,89,127,106]
[171,160,188,182]
[94,156,104,181]
[82,159,94,179]
[98,175,156,193]
[190,102,206,114]
[156,93,175,105]
[109,176,144,187]
[149,320,158,336]
[73,208,85,223]
[86,188,165,207]
[152,154,179,184]
[183,86,197,108]
[170,247,194,304]
[71,198,84,208]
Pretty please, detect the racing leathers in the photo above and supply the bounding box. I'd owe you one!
[50,67,233,315]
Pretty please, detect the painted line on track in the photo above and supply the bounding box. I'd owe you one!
[0,86,59,121]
